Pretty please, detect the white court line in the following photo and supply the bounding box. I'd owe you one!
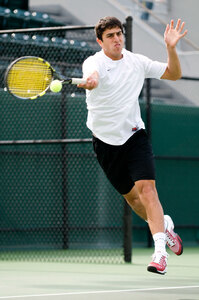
[0,285,199,299]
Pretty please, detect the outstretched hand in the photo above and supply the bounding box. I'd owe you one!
[164,19,188,49]
[77,71,99,90]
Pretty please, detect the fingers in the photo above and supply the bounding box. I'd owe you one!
[164,18,188,48]
[77,77,98,90]
[173,19,187,34]
[179,21,185,33]
[87,78,98,89]
[181,29,188,38]
[176,19,186,34]
[166,19,188,37]
[164,23,170,34]
[170,19,174,29]
[175,19,181,31]
[177,20,188,38]
[78,71,99,90]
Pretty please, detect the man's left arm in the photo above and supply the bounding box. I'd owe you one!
[161,19,188,81]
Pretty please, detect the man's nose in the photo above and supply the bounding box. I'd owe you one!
[113,34,120,41]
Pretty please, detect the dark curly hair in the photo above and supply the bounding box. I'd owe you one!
[95,16,123,41]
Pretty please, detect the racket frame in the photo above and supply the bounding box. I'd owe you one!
[4,56,86,100]
[4,56,54,100]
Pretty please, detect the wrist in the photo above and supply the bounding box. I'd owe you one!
[166,44,177,51]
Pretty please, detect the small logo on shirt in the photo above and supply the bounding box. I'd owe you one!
[132,127,137,132]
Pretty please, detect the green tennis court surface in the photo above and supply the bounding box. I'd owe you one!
[0,247,198,300]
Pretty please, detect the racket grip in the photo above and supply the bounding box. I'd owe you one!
[71,78,86,85]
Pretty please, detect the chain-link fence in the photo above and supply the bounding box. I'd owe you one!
[0,24,131,263]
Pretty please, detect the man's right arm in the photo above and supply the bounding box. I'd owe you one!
[78,71,99,90]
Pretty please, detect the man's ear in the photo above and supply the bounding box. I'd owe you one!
[96,38,103,48]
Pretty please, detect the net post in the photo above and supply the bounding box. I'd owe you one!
[123,201,132,262]
[146,78,151,140]
[61,84,69,249]
[123,16,133,263]
[145,78,153,248]
[125,16,133,52]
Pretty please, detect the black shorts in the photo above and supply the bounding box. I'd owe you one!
[92,129,156,195]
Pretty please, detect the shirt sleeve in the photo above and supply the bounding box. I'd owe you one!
[136,54,167,80]
[82,56,100,79]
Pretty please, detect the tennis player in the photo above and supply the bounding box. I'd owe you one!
[78,16,187,274]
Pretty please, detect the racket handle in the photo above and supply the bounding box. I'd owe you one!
[71,78,86,85]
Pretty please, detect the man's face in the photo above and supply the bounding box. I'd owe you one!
[97,26,124,60]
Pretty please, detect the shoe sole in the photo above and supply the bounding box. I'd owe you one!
[176,235,183,255]
[147,265,167,275]
[167,234,183,256]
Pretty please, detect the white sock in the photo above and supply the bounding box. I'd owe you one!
[153,232,166,254]
[164,218,168,232]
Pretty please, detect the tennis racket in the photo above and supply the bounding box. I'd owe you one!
[4,56,86,100]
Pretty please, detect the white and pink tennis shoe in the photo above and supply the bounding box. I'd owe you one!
[164,215,183,256]
[147,251,168,275]
[147,215,183,275]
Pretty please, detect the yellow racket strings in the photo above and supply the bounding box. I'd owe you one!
[7,58,53,98]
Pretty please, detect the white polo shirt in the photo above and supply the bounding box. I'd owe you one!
[83,48,167,145]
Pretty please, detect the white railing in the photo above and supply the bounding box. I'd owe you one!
[132,0,199,50]
[108,0,199,51]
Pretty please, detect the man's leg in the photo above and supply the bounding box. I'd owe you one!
[123,179,168,274]
[123,179,164,234]
[134,179,164,235]
[123,184,147,220]
[123,181,183,257]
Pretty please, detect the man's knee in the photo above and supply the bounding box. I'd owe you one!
[135,180,157,201]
